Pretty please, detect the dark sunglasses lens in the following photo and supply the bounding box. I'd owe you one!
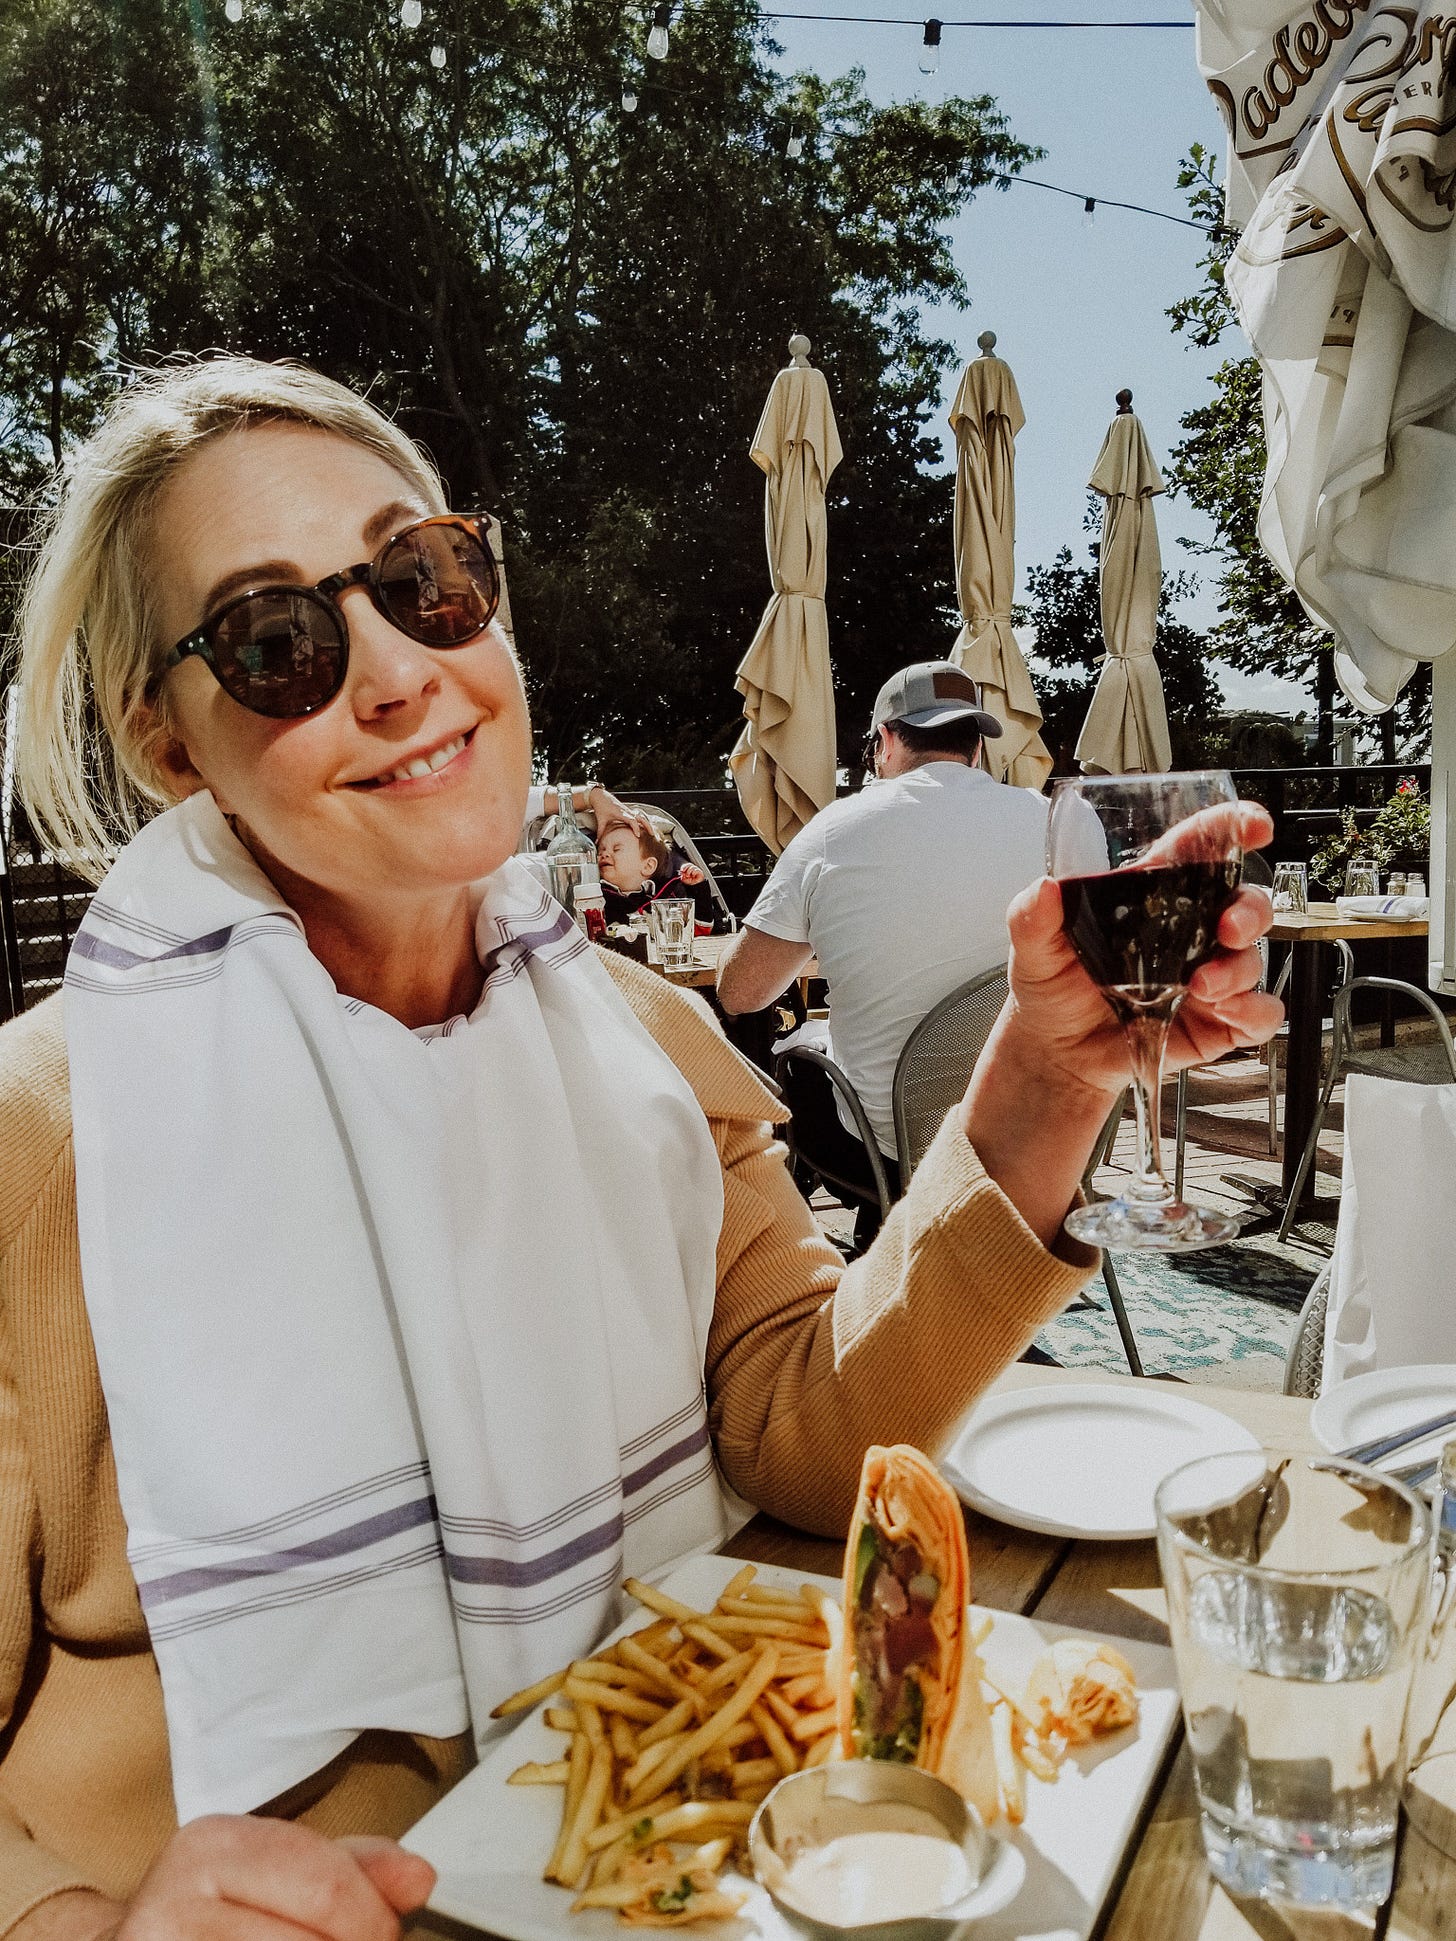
[376,521,499,645]
[211,591,347,717]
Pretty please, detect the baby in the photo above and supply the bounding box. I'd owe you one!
[596,818,712,926]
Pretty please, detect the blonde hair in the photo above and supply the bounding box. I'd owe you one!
[11,355,448,880]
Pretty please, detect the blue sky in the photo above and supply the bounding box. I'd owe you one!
[763,4,1312,713]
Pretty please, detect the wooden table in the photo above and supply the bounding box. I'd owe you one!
[645,931,820,996]
[411,1366,1453,1940]
[722,1366,1452,1941]
[1268,903,1429,1203]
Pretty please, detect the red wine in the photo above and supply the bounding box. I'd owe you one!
[1060,859,1240,1009]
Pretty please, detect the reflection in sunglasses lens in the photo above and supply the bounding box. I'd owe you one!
[214,590,345,717]
[378,523,496,645]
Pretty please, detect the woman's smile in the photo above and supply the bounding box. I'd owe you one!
[346,723,479,792]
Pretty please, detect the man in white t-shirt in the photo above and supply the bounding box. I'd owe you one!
[717,661,1049,1241]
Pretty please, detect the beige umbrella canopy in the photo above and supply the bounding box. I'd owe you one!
[730,335,842,855]
[1075,394,1173,776]
[947,333,1052,789]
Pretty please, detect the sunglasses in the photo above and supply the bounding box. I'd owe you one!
[160,512,501,719]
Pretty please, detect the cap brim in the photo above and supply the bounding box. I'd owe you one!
[898,703,1003,738]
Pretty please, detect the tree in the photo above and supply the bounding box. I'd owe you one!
[0,0,1039,792]
[1163,144,1430,759]
[1018,529,1223,774]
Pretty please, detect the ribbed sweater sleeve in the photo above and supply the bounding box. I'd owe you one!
[599,954,1097,1538]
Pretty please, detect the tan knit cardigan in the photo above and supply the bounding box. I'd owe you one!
[0,954,1093,1933]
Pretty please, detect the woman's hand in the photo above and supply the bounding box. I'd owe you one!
[961,802,1283,1249]
[586,785,646,838]
[74,1817,435,1941]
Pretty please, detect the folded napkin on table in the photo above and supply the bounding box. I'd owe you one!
[1334,895,1430,921]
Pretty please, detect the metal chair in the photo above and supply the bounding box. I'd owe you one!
[1077,1094,1145,1378]
[1283,1265,1331,1398]
[891,968,1009,1182]
[771,1046,894,1225]
[1278,975,1456,1242]
[1172,938,1354,1197]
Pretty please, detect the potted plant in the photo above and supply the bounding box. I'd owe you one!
[1310,777,1430,893]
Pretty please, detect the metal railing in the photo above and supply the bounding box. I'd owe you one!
[1230,764,1432,869]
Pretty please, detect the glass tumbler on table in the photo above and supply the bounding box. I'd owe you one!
[1048,770,1244,1250]
[1345,857,1381,898]
[1156,1451,1432,1911]
[1270,861,1308,915]
[654,899,695,970]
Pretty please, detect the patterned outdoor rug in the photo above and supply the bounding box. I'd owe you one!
[1035,1230,1321,1393]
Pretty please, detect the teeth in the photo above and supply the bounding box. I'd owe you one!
[377,734,466,786]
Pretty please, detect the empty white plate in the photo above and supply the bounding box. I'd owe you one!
[1311,1364,1456,1464]
[940,1382,1262,1540]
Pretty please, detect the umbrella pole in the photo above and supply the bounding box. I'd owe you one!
[1432,652,1456,998]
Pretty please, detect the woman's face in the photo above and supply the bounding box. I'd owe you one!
[147,421,532,920]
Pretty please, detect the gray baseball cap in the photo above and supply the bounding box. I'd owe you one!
[870,661,1003,739]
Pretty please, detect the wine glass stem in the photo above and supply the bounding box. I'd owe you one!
[1122,1009,1176,1206]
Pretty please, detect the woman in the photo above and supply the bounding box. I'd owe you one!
[0,357,1279,1940]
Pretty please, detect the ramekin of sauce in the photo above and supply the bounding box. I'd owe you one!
[747,1763,1025,1941]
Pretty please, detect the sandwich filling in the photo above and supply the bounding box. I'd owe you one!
[849,1520,942,1762]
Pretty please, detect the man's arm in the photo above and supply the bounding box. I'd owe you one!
[715,926,813,1016]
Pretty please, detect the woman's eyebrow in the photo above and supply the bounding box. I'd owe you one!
[195,504,426,619]
[198,559,299,617]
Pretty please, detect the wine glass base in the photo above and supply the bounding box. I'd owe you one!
[1065,1197,1242,1252]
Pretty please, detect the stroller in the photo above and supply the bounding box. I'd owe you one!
[520,799,737,932]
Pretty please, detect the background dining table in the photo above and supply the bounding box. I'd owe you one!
[1268,902,1430,1205]
[409,1363,1456,1941]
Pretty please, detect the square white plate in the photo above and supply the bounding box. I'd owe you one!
[404,1553,1180,1941]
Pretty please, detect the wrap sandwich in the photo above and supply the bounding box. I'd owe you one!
[839,1444,997,1820]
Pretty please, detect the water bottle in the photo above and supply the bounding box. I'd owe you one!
[545,783,599,915]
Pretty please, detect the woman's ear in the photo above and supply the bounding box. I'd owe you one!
[137,700,216,808]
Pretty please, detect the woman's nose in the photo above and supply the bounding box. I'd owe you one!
[340,589,442,718]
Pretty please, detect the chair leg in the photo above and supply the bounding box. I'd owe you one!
[1277,1058,1342,1244]
[1268,1040,1280,1155]
[1174,1070,1188,1201]
[1101,1253,1144,1377]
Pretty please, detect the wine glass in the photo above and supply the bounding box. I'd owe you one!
[1048,771,1245,1251]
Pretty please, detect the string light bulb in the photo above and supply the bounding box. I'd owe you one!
[918,18,942,73]
[1083,195,1096,225]
[786,129,804,159]
[401,0,422,26]
[224,0,243,19]
[622,85,639,111]
[647,3,671,59]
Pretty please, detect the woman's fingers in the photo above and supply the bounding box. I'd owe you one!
[119,1817,412,1941]
[337,1837,436,1915]
[1189,942,1267,1005]
[1142,800,1275,869]
[1216,883,1275,950]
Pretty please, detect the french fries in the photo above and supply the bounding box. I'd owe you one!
[495,1572,1140,1923]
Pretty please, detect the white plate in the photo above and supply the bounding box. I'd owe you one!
[940,1382,1263,1541]
[404,1553,1180,1941]
[1311,1364,1456,1467]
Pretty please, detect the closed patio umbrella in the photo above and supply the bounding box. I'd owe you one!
[730,335,841,855]
[1075,393,1173,776]
[947,334,1052,788]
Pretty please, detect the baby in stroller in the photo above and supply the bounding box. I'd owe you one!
[596,817,717,930]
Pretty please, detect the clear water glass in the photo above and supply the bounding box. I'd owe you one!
[654,899,695,969]
[1270,862,1308,914]
[1156,1451,1432,1910]
[1345,858,1381,898]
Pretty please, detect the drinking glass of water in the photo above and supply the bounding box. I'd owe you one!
[654,899,695,970]
[1156,1450,1432,1910]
